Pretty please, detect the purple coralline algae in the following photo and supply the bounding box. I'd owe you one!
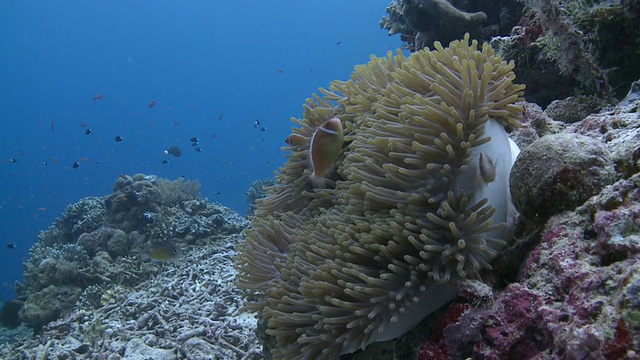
[406,81,640,360]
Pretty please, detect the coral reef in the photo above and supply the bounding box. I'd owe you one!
[510,132,617,224]
[416,174,640,359]
[0,234,260,359]
[246,178,277,216]
[380,0,524,51]
[12,174,248,334]
[382,0,640,106]
[492,0,640,105]
[0,300,23,329]
[103,174,201,232]
[236,36,525,358]
[37,196,105,247]
[383,79,640,359]
[545,95,608,124]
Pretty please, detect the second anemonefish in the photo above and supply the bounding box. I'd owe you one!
[478,152,496,184]
[285,133,306,147]
[309,117,344,186]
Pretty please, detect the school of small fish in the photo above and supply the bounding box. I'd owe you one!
[3,91,351,238]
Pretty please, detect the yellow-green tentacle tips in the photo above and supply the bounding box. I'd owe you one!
[236,34,525,360]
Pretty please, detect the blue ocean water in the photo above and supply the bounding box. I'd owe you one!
[0,1,398,301]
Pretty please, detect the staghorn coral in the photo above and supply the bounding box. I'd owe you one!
[236,35,525,359]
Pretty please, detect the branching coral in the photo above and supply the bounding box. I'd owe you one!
[236,35,524,359]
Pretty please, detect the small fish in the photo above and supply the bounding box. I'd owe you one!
[277,69,284,74]
[80,122,87,127]
[161,159,169,164]
[93,93,104,101]
[253,120,260,128]
[119,174,127,180]
[218,114,224,120]
[194,147,202,152]
[164,146,182,157]
[9,158,17,163]
[336,41,341,45]
[214,190,220,195]
[285,133,306,146]
[95,161,100,166]
[114,136,123,142]
[37,207,46,211]
[309,117,344,186]
[6,244,16,249]
[78,157,89,162]
[43,160,48,166]
[260,126,267,132]
[145,242,180,261]
[50,156,58,165]
[72,161,80,169]
[191,142,199,146]
[51,120,55,132]
[85,128,92,135]
[149,100,158,109]
[478,152,496,184]
[190,137,199,143]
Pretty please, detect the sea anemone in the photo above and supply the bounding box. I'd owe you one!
[236,34,525,359]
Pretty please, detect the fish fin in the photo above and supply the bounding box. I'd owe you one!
[479,152,497,184]
[310,173,325,187]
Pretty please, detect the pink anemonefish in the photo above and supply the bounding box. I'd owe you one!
[478,152,497,184]
[285,133,306,147]
[309,117,344,186]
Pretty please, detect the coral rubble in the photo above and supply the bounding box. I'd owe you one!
[0,234,260,359]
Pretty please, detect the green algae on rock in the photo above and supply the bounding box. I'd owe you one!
[236,35,525,359]
[510,132,617,224]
